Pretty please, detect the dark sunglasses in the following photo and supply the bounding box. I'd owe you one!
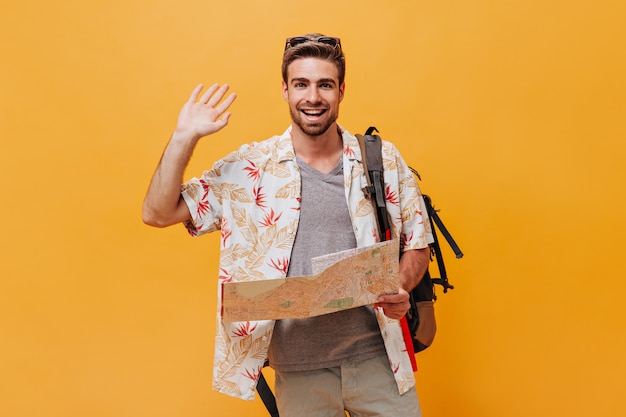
[284,36,342,51]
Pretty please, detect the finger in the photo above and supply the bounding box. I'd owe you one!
[188,84,204,103]
[214,92,237,115]
[377,294,402,304]
[207,84,231,108]
[376,300,409,315]
[215,112,232,129]
[381,308,404,320]
[199,84,220,104]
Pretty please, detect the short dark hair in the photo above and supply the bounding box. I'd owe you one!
[281,33,346,86]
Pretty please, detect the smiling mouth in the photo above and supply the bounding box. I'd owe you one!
[301,109,327,117]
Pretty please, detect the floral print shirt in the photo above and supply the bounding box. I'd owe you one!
[181,126,433,400]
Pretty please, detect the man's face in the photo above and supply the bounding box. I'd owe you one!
[282,57,345,137]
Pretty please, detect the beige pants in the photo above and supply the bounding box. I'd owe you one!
[274,354,421,417]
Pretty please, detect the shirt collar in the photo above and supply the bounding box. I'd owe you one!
[276,125,362,163]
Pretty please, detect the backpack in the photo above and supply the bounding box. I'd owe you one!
[255,127,464,417]
[356,127,463,354]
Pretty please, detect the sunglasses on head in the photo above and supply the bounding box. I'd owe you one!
[284,36,342,51]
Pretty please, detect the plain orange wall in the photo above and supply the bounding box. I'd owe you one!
[1,1,625,416]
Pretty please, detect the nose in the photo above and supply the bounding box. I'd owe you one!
[306,87,321,103]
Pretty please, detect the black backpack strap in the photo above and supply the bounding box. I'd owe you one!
[422,194,463,293]
[257,372,279,417]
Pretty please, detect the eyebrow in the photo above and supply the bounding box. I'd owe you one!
[290,77,337,86]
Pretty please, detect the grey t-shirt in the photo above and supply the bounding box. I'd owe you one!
[267,157,386,372]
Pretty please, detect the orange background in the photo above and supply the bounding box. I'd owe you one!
[1,1,625,416]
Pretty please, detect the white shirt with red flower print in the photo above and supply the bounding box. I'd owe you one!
[181,126,433,400]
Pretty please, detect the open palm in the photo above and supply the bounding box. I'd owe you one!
[175,83,237,140]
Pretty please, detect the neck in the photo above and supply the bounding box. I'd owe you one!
[291,124,343,174]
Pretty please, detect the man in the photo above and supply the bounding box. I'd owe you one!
[143,34,433,416]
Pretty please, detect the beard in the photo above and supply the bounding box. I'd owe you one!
[289,107,339,137]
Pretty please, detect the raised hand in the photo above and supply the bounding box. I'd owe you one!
[142,83,236,227]
[175,83,237,141]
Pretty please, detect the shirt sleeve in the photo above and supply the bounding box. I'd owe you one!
[180,171,222,237]
[389,143,435,250]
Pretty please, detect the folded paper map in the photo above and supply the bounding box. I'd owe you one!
[222,240,399,322]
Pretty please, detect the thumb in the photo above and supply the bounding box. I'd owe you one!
[211,113,231,132]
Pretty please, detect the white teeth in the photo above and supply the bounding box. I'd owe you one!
[302,110,324,116]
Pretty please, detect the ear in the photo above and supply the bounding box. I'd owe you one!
[282,81,289,102]
[339,82,345,102]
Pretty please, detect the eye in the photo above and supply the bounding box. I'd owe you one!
[320,83,334,89]
[294,82,306,88]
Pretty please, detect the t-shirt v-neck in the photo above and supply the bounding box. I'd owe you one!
[295,156,343,179]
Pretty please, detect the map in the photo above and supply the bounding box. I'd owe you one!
[221,240,400,322]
